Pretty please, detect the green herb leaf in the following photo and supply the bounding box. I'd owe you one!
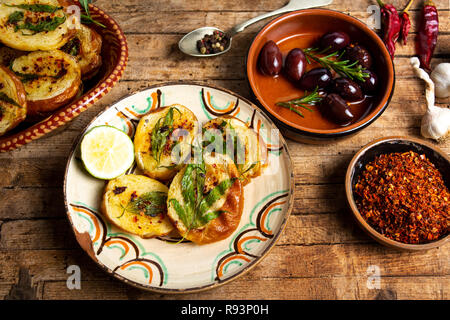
[123,191,167,217]
[7,11,24,24]
[14,15,66,34]
[198,178,237,220]
[78,0,106,28]
[0,92,21,108]
[151,107,180,165]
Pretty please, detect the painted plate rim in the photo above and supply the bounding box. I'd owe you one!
[63,82,295,293]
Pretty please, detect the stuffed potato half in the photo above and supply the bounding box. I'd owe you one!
[10,49,81,117]
[61,24,102,80]
[0,0,77,51]
[134,104,199,181]
[167,153,244,245]
[202,116,267,185]
[102,174,174,238]
[0,66,27,136]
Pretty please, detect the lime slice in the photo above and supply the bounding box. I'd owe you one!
[80,126,134,180]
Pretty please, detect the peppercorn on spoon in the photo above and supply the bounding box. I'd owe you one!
[178,0,333,57]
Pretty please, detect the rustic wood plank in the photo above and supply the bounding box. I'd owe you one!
[108,11,450,34]
[39,276,450,300]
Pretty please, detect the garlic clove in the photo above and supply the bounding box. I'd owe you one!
[421,105,450,142]
[431,63,450,99]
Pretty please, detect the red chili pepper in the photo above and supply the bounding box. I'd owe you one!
[400,12,411,45]
[377,0,401,59]
[416,0,439,71]
[399,0,414,45]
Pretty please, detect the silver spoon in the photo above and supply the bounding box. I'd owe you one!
[178,0,333,57]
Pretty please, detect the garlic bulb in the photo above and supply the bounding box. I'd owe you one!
[431,63,450,98]
[411,57,450,142]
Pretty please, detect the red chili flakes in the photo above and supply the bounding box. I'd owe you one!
[354,151,449,244]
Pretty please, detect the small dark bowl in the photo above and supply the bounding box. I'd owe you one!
[345,136,450,251]
[246,9,395,144]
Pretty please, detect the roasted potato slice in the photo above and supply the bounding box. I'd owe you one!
[202,117,267,185]
[10,49,81,116]
[0,0,77,51]
[167,153,244,245]
[102,174,174,238]
[0,66,27,136]
[61,24,102,80]
[134,104,199,181]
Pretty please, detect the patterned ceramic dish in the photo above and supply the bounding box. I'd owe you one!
[0,2,128,152]
[64,83,295,293]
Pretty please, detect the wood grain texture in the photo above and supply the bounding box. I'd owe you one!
[0,0,449,300]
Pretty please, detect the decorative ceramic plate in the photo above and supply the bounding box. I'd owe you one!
[0,2,128,152]
[64,83,294,293]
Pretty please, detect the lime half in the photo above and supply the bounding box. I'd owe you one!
[80,126,134,180]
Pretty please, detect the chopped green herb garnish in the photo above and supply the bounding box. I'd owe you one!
[7,11,24,24]
[169,160,237,231]
[14,15,66,34]
[151,107,180,165]
[119,191,167,218]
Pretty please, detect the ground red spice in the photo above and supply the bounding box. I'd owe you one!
[354,151,449,244]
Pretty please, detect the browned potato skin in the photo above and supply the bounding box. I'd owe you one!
[26,81,81,117]
[0,45,25,67]
[11,50,82,117]
[0,66,27,135]
[62,25,103,80]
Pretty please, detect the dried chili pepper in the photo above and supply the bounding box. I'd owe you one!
[416,0,439,71]
[354,151,449,244]
[400,0,414,45]
[377,0,401,59]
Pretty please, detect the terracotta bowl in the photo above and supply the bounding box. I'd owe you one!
[345,136,450,251]
[246,9,395,143]
[0,2,128,152]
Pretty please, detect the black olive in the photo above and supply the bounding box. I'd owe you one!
[258,40,283,76]
[321,93,354,125]
[345,44,372,69]
[298,68,333,91]
[331,78,364,101]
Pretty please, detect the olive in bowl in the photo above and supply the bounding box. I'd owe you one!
[319,31,350,51]
[331,78,364,102]
[246,9,395,143]
[258,40,282,76]
[284,48,307,82]
[298,68,332,91]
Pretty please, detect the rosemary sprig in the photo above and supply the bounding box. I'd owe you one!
[276,87,322,118]
[79,0,106,28]
[303,47,369,82]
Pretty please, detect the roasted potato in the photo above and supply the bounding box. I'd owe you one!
[102,174,174,238]
[202,117,267,185]
[167,153,244,244]
[0,0,77,51]
[10,49,81,116]
[61,24,102,80]
[0,66,27,135]
[134,104,199,181]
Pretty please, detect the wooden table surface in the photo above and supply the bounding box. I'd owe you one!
[1,0,449,300]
